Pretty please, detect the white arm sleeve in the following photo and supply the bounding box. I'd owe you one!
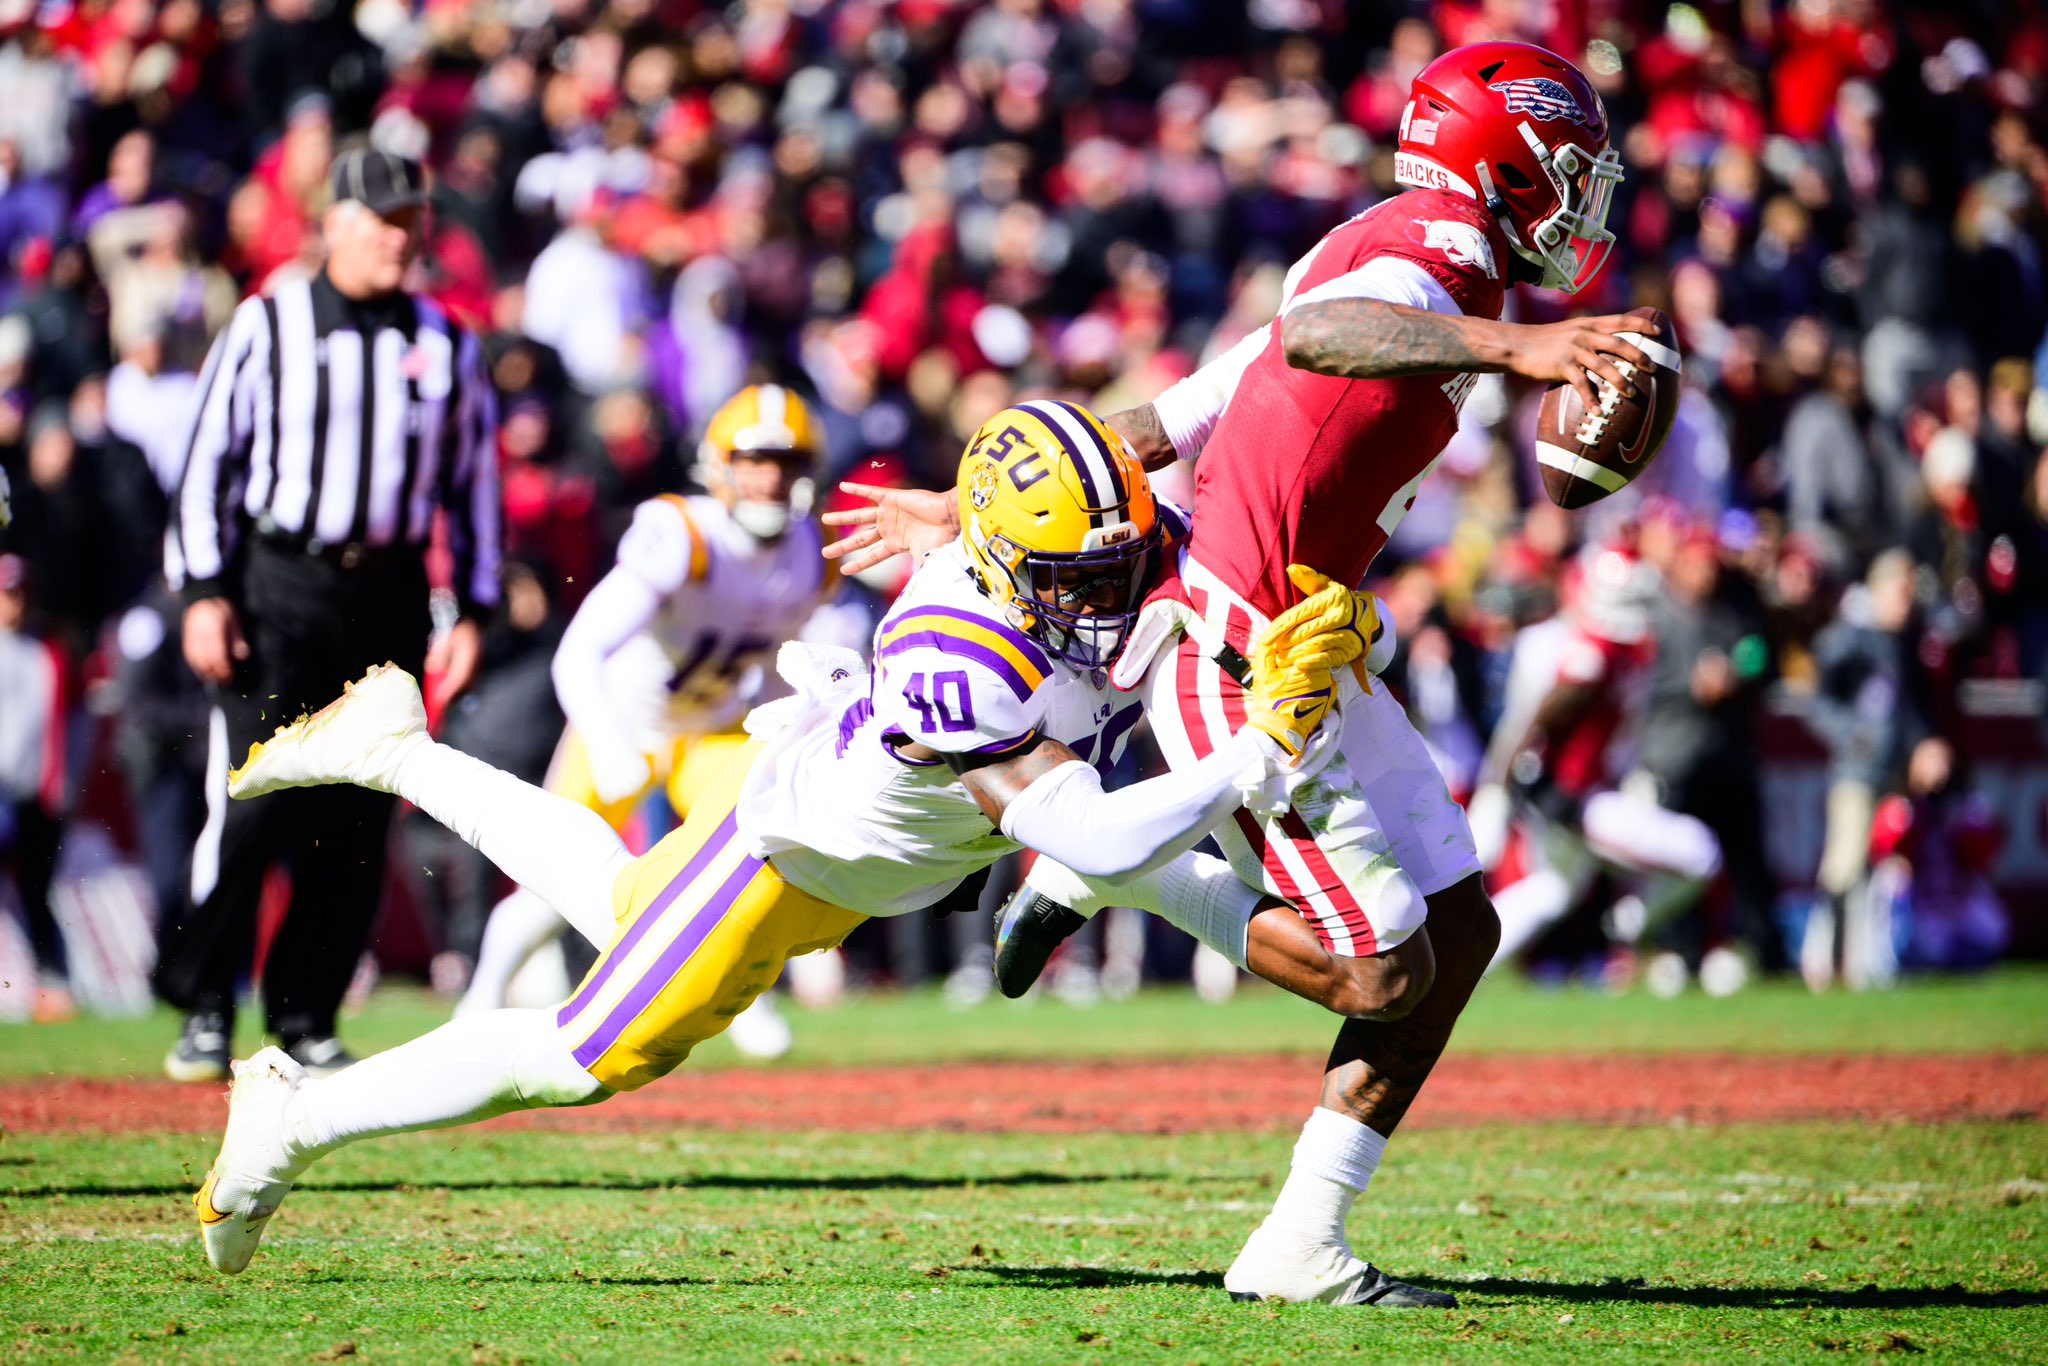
[552,564,663,768]
[998,729,1283,881]
[1150,324,1271,460]
[1282,255,1463,317]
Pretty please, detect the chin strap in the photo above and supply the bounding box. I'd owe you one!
[1476,160,1511,226]
[1474,160,1549,286]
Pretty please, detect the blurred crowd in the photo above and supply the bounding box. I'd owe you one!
[2,0,2045,1018]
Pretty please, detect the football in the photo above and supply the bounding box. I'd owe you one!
[1535,306,1682,509]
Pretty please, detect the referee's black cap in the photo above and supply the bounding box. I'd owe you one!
[330,146,428,218]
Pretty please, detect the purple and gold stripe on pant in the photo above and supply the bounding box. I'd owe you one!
[551,734,869,1094]
[564,856,764,1072]
[556,808,769,1075]
[556,810,742,1032]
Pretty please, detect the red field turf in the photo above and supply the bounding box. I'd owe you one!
[4,1052,2043,1134]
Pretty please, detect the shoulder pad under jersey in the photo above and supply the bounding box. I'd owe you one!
[616,495,713,594]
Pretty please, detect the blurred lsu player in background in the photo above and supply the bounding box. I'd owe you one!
[454,385,829,1058]
[192,402,1369,1278]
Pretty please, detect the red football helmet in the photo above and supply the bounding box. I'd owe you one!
[1570,543,1659,645]
[1394,41,1623,294]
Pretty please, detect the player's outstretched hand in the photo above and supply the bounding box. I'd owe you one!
[820,482,960,575]
[587,740,655,807]
[1241,648,1336,759]
[1508,313,1656,411]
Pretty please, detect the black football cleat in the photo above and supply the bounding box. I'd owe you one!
[165,1010,234,1083]
[280,1034,360,1079]
[1230,1265,1459,1309]
[992,890,1088,999]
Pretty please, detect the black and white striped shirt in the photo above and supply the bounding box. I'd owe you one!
[168,271,501,614]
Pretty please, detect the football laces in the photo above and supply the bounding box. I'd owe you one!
[1574,359,1637,445]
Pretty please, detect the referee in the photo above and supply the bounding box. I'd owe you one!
[159,147,501,1081]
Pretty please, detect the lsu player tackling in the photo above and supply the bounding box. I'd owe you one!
[828,41,1659,1308]
[192,402,1373,1277]
[454,384,828,1057]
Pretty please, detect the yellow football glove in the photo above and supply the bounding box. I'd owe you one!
[1241,647,1337,758]
[1257,564,1382,692]
[1239,565,1348,757]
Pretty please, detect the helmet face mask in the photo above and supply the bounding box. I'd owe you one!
[1508,132,1623,292]
[1395,41,1623,296]
[1004,530,1161,670]
[958,401,1162,671]
[724,450,814,540]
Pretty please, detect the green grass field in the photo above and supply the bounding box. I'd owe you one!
[10,964,2048,1081]
[2,971,2044,1362]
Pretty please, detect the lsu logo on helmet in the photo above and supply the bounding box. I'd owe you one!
[968,462,1000,511]
[957,400,1160,669]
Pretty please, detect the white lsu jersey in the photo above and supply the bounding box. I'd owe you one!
[736,543,1148,916]
[602,494,827,746]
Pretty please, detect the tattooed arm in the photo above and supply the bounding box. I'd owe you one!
[1115,323,1272,471]
[1103,405,1177,472]
[1282,299,1654,409]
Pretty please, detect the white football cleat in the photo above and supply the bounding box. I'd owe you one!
[1224,1225,1457,1308]
[194,1046,307,1274]
[726,992,794,1060]
[229,663,428,800]
[1699,945,1751,998]
[1644,950,1690,999]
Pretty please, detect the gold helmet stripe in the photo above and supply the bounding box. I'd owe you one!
[1046,397,1132,516]
[993,404,1083,507]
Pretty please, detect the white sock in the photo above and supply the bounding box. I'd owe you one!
[1262,1106,1387,1247]
[395,742,632,944]
[1022,855,1111,918]
[284,1008,603,1174]
[461,889,569,1013]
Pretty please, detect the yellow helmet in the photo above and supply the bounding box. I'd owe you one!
[958,399,1161,669]
[696,384,823,540]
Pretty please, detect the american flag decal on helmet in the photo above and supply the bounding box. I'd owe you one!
[1489,76,1590,126]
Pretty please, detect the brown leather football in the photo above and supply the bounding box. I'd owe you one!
[1535,306,1682,509]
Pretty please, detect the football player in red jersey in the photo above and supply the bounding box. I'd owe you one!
[1479,545,1724,974]
[827,41,1659,1307]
